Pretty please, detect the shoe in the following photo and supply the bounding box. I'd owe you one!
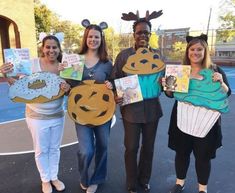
[42,182,52,193]
[139,183,150,192]
[169,184,185,193]
[86,184,98,193]
[80,183,88,190]
[51,179,65,191]
[127,187,137,193]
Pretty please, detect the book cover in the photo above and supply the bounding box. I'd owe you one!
[114,74,143,106]
[164,64,191,93]
[3,48,32,77]
[60,54,85,80]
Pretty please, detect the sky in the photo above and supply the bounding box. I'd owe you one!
[40,0,225,33]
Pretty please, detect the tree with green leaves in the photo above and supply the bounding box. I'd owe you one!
[217,0,235,41]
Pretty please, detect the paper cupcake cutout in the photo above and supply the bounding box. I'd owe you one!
[122,47,165,75]
[9,72,65,103]
[68,80,115,126]
[174,69,229,138]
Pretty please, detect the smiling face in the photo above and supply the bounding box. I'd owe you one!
[42,39,60,62]
[188,42,205,65]
[86,29,102,51]
[133,22,151,49]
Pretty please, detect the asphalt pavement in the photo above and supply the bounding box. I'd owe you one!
[0,94,234,193]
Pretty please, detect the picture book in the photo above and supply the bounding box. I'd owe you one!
[114,74,143,106]
[164,64,191,93]
[3,48,32,77]
[60,53,85,80]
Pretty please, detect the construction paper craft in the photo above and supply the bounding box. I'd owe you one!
[174,69,229,137]
[9,72,65,103]
[68,80,115,126]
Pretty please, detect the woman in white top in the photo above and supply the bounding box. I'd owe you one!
[1,35,70,193]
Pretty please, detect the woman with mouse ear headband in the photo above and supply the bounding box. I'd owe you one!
[62,19,113,193]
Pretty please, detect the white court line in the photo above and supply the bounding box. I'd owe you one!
[0,115,116,156]
[0,118,26,125]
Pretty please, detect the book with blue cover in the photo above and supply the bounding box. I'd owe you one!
[3,48,32,77]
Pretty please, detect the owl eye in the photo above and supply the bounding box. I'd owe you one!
[131,62,135,68]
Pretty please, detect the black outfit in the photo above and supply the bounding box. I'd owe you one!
[111,47,163,189]
[167,66,231,185]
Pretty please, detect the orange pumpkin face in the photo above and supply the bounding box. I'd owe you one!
[122,47,165,75]
[67,80,116,126]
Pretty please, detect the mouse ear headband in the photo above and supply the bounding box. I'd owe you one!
[81,19,108,30]
[186,34,208,44]
[121,10,163,21]
[39,32,64,43]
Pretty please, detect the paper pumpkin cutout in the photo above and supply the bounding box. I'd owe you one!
[67,80,115,126]
[122,48,165,75]
[8,72,65,103]
[174,69,229,138]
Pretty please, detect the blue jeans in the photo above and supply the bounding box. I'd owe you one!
[75,120,111,186]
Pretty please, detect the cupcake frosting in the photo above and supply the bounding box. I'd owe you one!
[174,69,229,113]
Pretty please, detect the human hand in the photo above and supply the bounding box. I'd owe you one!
[212,72,223,83]
[104,80,113,90]
[60,82,71,92]
[160,77,166,87]
[58,62,66,71]
[0,62,13,74]
[114,95,123,105]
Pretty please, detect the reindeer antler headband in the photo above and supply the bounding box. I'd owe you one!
[121,10,163,21]
[81,19,108,30]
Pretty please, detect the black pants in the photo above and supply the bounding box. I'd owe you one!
[175,151,211,185]
[123,119,159,189]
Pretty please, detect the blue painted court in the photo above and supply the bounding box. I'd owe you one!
[0,66,235,123]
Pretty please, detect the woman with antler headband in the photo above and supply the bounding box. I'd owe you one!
[111,10,164,193]
[61,19,113,193]
[162,34,231,193]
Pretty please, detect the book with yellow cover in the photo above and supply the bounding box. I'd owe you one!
[114,74,143,106]
[164,64,191,93]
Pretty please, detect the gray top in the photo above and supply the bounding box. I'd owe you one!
[67,60,113,88]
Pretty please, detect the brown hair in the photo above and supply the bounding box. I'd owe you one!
[79,25,108,63]
[182,38,211,69]
[41,35,62,62]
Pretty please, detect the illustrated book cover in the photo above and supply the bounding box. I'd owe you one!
[164,64,191,93]
[3,48,32,77]
[114,74,143,106]
[60,53,85,80]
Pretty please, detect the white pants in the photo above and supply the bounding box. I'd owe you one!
[26,116,65,182]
